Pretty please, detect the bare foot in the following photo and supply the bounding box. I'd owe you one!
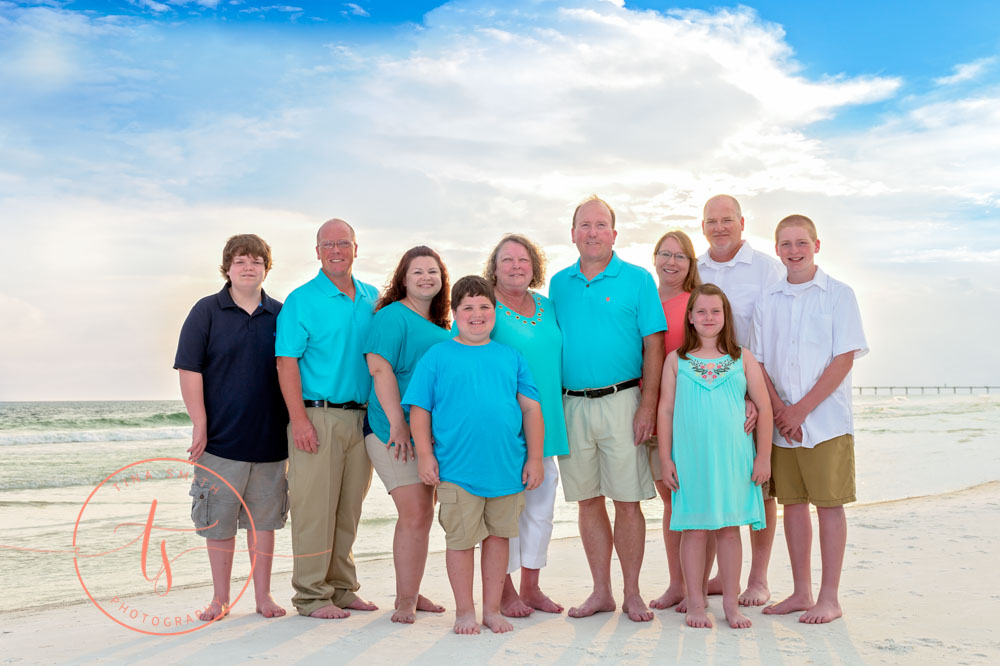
[391,596,417,624]
[483,611,514,634]
[521,588,564,614]
[255,594,286,618]
[622,594,654,622]
[568,591,616,618]
[675,595,706,614]
[501,596,534,618]
[799,599,842,624]
[762,592,814,616]
[706,575,723,596]
[346,597,378,612]
[725,606,752,629]
[737,582,770,607]
[454,611,481,635]
[310,604,350,619]
[649,584,685,610]
[685,609,713,628]
[198,598,230,622]
[414,594,446,613]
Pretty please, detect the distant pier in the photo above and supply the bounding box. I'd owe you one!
[855,386,999,395]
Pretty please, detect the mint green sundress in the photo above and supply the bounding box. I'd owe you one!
[669,353,765,531]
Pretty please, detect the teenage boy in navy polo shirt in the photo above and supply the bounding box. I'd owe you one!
[175,233,289,621]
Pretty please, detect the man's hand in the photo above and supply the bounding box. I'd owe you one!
[522,457,544,491]
[774,402,807,442]
[187,423,208,462]
[418,453,440,486]
[743,398,758,434]
[291,417,319,453]
[633,403,656,445]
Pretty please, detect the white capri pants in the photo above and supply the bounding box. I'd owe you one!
[507,456,559,573]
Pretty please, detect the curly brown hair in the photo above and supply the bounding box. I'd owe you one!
[483,234,547,289]
[376,246,451,329]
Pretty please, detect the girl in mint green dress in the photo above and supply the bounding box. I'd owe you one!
[656,284,773,630]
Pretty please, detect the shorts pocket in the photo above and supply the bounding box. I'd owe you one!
[436,486,458,504]
[189,483,212,530]
[279,476,290,524]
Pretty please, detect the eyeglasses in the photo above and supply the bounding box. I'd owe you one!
[655,251,690,262]
[318,240,354,251]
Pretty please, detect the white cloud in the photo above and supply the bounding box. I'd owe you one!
[934,56,996,85]
[343,3,369,18]
[2,0,999,395]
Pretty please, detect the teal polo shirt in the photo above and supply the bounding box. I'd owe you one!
[549,252,666,390]
[275,269,378,403]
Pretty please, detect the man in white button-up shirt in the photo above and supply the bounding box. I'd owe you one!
[698,195,783,607]
[752,214,868,625]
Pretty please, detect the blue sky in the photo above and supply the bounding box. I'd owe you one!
[1,0,999,399]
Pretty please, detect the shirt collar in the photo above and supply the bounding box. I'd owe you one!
[569,251,623,281]
[312,268,356,298]
[769,266,829,295]
[699,240,755,268]
[216,285,276,314]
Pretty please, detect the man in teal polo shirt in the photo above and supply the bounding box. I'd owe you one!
[549,195,667,623]
[276,218,380,619]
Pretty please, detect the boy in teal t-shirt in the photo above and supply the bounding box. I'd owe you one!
[403,276,544,635]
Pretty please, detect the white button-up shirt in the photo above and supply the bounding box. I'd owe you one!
[750,267,868,448]
[698,241,783,346]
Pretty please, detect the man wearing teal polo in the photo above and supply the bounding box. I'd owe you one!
[550,195,667,623]
[276,218,379,619]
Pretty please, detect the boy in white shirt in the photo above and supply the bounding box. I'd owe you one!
[751,215,868,624]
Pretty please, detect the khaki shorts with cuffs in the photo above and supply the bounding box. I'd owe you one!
[770,434,856,507]
[559,387,655,503]
[190,451,289,540]
[365,432,422,493]
[437,481,524,551]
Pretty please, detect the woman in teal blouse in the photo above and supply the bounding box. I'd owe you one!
[364,246,452,624]
[484,233,569,617]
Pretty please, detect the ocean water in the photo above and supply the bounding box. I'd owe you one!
[1,394,998,614]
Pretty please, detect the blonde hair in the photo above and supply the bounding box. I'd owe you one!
[775,214,817,242]
[572,194,616,229]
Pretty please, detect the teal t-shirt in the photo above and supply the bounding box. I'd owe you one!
[402,340,540,497]
[549,253,667,390]
[491,293,569,457]
[364,301,452,444]
[275,270,378,402]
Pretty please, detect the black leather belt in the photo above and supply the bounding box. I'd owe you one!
[303,400,367,410]
[563,378,640,399]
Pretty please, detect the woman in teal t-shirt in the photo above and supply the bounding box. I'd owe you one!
[364,246,452,624]
[484,233,569,617]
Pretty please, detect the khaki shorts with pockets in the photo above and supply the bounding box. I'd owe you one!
[770,434,855,507]
[437,482,524,550]
[190,452,289,539]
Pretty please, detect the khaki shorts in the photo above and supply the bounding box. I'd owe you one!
[437,482,524,550]
[365,432,422,494]
[559,387,655,502]
[190,452,289,539]
[770,434,856,507]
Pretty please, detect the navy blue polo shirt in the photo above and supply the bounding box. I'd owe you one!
[174,286,288,463]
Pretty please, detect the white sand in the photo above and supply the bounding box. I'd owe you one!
[2,482,998,665]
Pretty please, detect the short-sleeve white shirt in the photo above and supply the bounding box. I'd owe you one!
[698,241,783,346]
[750,267,868,449]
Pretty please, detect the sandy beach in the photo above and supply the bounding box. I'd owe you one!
[2,482,997,665]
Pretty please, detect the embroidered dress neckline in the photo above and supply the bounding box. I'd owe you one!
[497,293,545,327]
[684,354,738,387]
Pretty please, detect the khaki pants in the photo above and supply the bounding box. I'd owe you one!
[288,407,373,616]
